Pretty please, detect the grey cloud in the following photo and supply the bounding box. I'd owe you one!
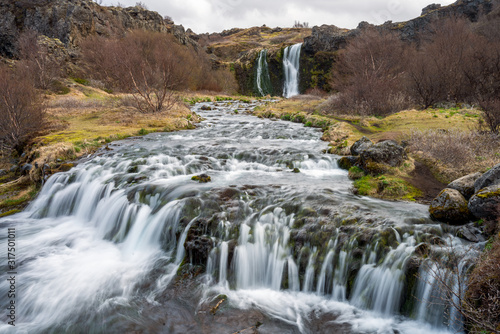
[104,0,454,33]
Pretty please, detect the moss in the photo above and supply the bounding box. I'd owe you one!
[0,209,21,217]
[353,174,422,201]
[348,166,365,180]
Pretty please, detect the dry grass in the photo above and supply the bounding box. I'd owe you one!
[406,128,500,182]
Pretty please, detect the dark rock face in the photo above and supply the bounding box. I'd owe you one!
[350,136,373,156]
[360,140,405,168]
[337,156,359,171]
[303,25,355,55]
[0,0,196,57]
[421,4,442,16]
[468,184,500,220]
[447,172,482,200]
[429,188,470,225]
[474,163,500,193]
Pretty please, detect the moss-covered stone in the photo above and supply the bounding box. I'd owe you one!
[429,188,470,225]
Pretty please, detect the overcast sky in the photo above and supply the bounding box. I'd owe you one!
[103,0,456,34]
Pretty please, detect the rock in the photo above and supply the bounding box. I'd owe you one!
[338,156,358,170]
[292,168,300,173]
[0,0,197,58]
[200,105,212,110]
[0,169,6,176]
[9,165,18,173]
[456,224,485,243]
[421,4,441,16]
[192,173,211,183]
[350,137,373,156]
[59,163,75,172]
[21,163,33,173]
[303,24,356,54]
[415,243,430,257]
[468,184,500,220]
[474,163,500,193]
[447,172,482,200]
[429,188,470,225]
[360,140,405,167]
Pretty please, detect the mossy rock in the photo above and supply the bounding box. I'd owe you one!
[468,184,500,220]
[338,156,358,171]
[59,163,75,172]
[429,188,470,225]
[362,160,389,175]
[192,174,212,183]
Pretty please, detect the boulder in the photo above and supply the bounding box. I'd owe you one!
[337,156,358,170]
[468,184,500,220]
[21,163,33,172]
[0,169,6,176]
[456,224,485,243]
[360,140,405,167]
[9,165,18,173]
[447,172,482,200]
[474,163,500,193]
[429,188,470,225]
[350,136,373,156]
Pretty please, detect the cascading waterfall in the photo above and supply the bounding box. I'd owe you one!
[0,99,479,334]
[255,49,272,96]
[283,43,302,98]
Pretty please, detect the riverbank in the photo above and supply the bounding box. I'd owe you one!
[0,83,245,216]
[252,95,499,204]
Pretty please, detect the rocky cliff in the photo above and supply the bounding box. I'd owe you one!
[0,0,196,58]
[304,0,495,54]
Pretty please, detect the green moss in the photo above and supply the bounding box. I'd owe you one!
[0,209,21,217]
[348,166,365,180]
[353,174,422,201]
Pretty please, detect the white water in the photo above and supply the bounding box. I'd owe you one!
[0,100,475,333]
[283,43,303,98]
[256,49,271,96]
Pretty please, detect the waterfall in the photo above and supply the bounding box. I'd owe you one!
[283,43,302,98]
[255,49,272,96]
[0,99,477,334]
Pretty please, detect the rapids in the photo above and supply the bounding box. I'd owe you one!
[0,100,478,333]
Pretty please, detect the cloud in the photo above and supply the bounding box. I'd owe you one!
[103,0,455,33]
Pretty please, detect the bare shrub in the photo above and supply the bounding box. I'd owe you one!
[0,66,46,153]
[407,129,500,176]
[293,21,309,28]
[17,29,62,90]
[478,99,500,134]
[328,29,412,116]
[82,31,188,113]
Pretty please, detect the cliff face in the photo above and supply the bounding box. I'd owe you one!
[303,0,494,55]
[0,0,196,57]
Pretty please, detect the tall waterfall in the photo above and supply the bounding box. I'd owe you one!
[283,43,302,98]
[255,49,272,96]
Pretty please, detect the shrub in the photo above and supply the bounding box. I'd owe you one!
[328,28,412,116]
[0,66,46,153]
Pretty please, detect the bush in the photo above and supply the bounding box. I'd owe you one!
[0,66,46,153]
[328,28,412,116]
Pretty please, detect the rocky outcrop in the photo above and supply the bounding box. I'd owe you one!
[360,140,406,168]
[447,172,482,200]
[474,163,500,193]
[429,188,470,225]
[430,163,500,225]
[468,184,500,220]
[0,0,196,57]
[303,25,354,55]
[303,0,494,56]
[350,136,373,156]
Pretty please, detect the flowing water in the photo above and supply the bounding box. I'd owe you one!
[0,100,478,333]
[255,49,272,97]
[283,43,302,98]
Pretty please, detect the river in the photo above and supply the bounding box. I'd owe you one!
[0,100,475,333]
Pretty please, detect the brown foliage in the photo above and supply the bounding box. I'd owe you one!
[81,30,238,112]
[17,29,62,90]
[465,234,500,333]
[328,29,412,116]
[0,66,46,153]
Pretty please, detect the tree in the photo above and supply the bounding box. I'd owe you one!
[0,66,46,153]
[17,29,62,90]
[82,31,188,113]
[330,28,411,115]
